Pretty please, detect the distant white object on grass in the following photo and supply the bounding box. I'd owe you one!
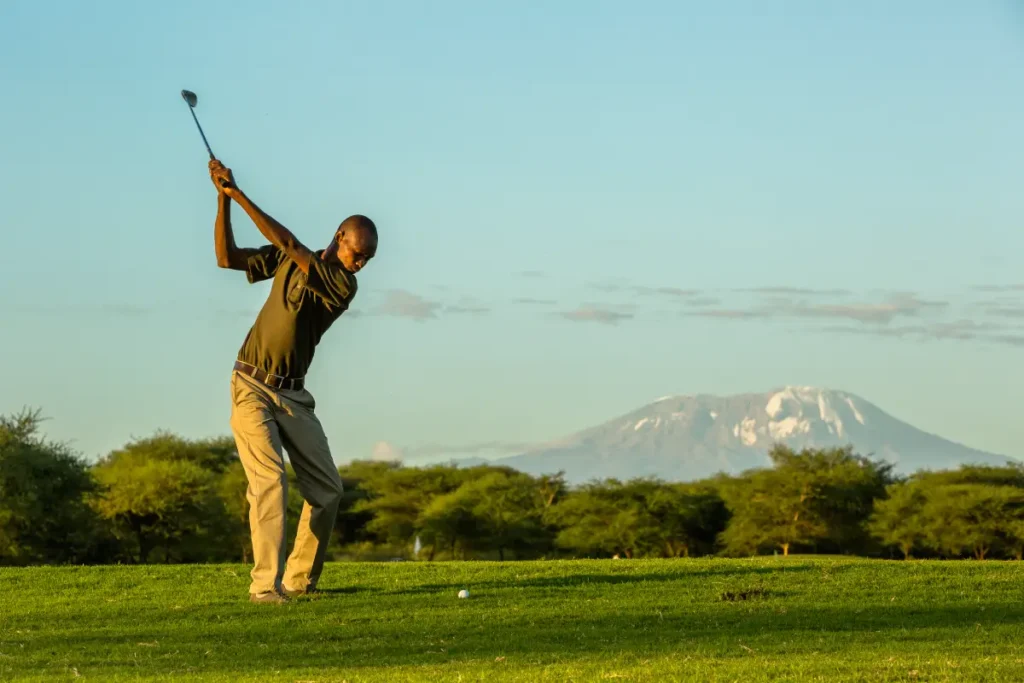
[458,589,470,599]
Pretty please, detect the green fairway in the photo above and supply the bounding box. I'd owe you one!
[1,558,1022,682]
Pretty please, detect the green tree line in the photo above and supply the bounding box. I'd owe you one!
[3,408,1024,565]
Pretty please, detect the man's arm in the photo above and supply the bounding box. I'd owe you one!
[210,162,313,275]
[210,160,262,271]
[214,191,262,270]
[226,189,313,275]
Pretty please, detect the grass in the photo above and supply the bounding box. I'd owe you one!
[2,557,1023,682]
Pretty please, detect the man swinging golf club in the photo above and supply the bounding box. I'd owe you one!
[208,158,377,603]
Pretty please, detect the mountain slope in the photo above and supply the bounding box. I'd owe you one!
[496,387,1020,483]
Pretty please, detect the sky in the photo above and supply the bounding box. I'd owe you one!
[2,0,1024,466]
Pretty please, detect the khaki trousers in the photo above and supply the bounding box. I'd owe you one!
[229,369,344,595]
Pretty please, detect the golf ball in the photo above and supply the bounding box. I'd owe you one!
[458,589,470,599]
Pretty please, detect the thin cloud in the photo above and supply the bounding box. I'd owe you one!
[682,296,722,307]
[989,334,1024,347]
[517,270,546,278]
[443,295,490,315]
[793,302,928,325]
[588,281,631,294]
[444,304,490,315]
[972,284,1024,292]
[557,306,634,325]
[821,320,989,341]
[686,292,948,325]
[377,290,443,321]
[372,291,491,320]
[645,287,702,298]
[733,287,853,297]
[589,282,703,299]
[515,297,557,305]
[977,305,1024,319]
[821,320,1024,347]
[689,308,771,320]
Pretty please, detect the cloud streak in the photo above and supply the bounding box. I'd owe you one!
[377,290,443,320]
[820,319,1024,347]
[977,305,1024,319]
[557,306,634,325]
[688,292,948,325]
[373,292,490,320]
[444,304,490,315]
[972,284,1024,292]
[732,286,853,297]
[590,282,703,299]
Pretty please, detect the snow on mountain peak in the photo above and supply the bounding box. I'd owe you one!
[621,386,872,444]
[761,386,870,441]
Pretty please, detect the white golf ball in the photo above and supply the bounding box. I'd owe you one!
[458,589,470,599]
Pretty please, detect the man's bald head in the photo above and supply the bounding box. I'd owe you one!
[330,214,378,273]
[339,214,377,242]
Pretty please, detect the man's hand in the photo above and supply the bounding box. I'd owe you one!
[209,159,237,195]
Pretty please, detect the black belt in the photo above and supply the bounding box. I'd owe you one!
[233,361,304,391]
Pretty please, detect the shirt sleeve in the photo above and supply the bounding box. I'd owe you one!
[245,245,285,284]
[304,253,357,309]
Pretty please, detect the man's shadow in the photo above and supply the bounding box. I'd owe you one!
[313,587,366,595]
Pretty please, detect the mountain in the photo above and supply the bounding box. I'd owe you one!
[495,386,1020,484]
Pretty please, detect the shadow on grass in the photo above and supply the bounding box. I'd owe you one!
[15,601,1024,677]
[312,586,366,595]
[387,563,815,595]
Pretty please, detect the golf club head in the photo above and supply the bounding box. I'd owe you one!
[181,89,198,108]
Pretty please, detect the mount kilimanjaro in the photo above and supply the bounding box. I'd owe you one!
[488,387,1020,484]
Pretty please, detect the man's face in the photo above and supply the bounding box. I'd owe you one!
[332,227,377,273]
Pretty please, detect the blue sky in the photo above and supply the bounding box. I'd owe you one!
[2,0,1024,464]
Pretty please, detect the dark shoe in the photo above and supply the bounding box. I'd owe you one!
[249,590,290,605]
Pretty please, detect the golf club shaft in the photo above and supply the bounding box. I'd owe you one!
[188,106,215,160]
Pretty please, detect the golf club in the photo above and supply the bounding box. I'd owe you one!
[181,89,216,160]
[181,89,231,188]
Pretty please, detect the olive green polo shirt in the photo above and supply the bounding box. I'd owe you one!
[235,245,357,380]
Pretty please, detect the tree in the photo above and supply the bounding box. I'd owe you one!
[868,466,1024,561]
[458,470,552,560]
[90,432,239,563]
[644,481,729,558]
[920,484,1024,560]
[544,480,658,558]
[353,463,469,555]
[719,444,892,557]
[867,480,928,559]
[814,449,895,554]
[1006,518,1024,561]
[417,488,480,559]
[334,460,398,548]
[0,408,111,565]
[718,457,825,556]
[537,472,568,508]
